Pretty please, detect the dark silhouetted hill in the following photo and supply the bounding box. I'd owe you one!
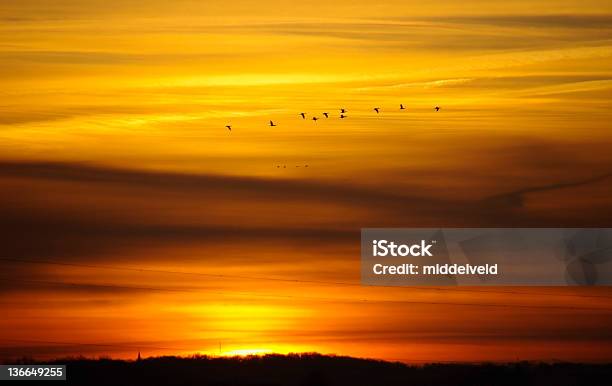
[7,353,612,386]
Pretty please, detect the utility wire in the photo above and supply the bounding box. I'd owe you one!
[1,257,611,300]
[0,277,611,312]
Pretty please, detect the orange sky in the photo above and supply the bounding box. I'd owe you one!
[1,0,612,363]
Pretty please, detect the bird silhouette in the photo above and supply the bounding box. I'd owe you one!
[225,125,232,131]
[312,117,319,122]
[400,104,405,110]
[340,108,347,113]
[269,120,276,127]
[340,114,347,119]
[300,113,306,119]
[434,106,440,111]
[323,112,329,118]
[373,107,380,113]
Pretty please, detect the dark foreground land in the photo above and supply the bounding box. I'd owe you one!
[8,354,612,386]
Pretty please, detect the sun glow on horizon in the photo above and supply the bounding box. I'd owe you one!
[220,348,273,357]
[212,343,322,358]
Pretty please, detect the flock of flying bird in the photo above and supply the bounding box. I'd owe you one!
[224,104,441,131]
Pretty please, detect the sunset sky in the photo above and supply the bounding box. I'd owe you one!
[1,0,612,363]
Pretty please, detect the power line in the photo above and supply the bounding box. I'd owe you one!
[2,257,611,300]
[0,338,191,352]
[0,277,196,294]
[1,277,611,312]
